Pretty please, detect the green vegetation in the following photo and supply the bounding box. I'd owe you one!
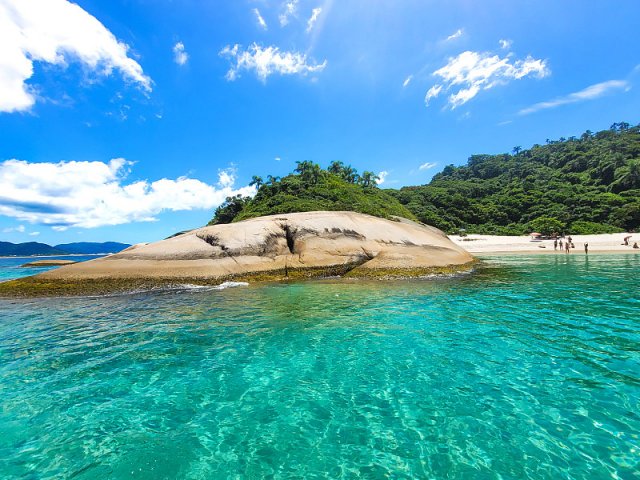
[389,123,640,234]
[208,123,639,235]
[208,161,416,225]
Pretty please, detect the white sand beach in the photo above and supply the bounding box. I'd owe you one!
[451,233,639,254]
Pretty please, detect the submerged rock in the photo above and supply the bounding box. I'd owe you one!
[20,259,77,267]
[1,212,475,296]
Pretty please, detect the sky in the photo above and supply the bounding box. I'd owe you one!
[0,0,638,245]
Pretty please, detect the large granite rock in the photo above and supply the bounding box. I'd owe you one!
[1,212,475,296]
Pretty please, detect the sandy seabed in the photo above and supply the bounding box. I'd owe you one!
[451,233,639,254]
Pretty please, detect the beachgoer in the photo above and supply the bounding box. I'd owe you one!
[554,239,558,251]
[584,242,588,254]
[567,236,572,244]
[634,242,639,249]
[559,239,563,249]
[565,241,570,253]
[623,236,631,246]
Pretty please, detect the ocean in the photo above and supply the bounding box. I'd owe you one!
[0,254,638,478]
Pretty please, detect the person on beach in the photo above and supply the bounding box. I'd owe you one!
[634,242,639,249]
[565,241,570,253]
[559,239,563,250]
[554,239,558,251]
[584,242,588,254]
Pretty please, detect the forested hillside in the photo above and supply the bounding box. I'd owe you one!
[389,123,640,234]
[209,161,416,225]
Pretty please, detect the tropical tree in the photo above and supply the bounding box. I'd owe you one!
[512,146,522,155]
[360,171,380,188]
[295,160,323,185]
[249,175,264,189]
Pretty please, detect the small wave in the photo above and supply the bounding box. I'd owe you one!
[212,281,250,290]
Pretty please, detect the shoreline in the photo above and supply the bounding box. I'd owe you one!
[451,233,638,255]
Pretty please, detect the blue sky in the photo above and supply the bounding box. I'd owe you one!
[0,0,638,245]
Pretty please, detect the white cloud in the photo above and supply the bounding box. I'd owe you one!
[499,39,512,50]
[279,0,299,26]
[253,8,268,30]
[519,80,630,115]
[2,225,25,233]
[306,7,322,33]
[220,43,327,82]
[445,29,463,42]
[0,158,255,229]
[403,75,413,88]
[377,171,388,185]
[275,156,281,161]
[419,162,437,170]
[29,231,40,236]
[173,42,189,66]
[425,50,549,109]
[0,0,151,113]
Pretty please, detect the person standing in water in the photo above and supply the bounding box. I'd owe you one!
[584,242,588,254]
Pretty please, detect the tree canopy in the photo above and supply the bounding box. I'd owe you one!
[208,162,415,225]
[388,123,640,234]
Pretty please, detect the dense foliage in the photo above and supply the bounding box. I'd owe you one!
[208,161,416,225]
[389,123,640,234]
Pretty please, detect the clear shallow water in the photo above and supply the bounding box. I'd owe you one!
[0,254,638,479]
[0,255,103,281]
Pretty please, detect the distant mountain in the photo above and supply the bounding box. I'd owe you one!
[54,242,130,254]
[0,241,130,256]
[0,241,67,256]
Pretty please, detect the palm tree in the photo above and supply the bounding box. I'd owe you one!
[295,160,323,185]
[249,175,263,189]
[360,171,380,188]
[512,146,522,155]
[328,161,345,175]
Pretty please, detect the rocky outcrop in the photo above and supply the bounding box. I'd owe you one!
[1,212,475,296]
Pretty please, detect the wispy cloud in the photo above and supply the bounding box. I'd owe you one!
[402,75,413,88]
[499,39,512,50]
[253,8,268,30]
[0,0,151,113]
[445,29,463,42]
[220,44,327,82]
[0,159,254,229]
[2,225,25,233]
[279,0,299,26]
[173,42,189,66]
[425,50,549,109]
[419,162,437,171]
[29,231,40,236]
[519,80,630,115]
[306,7,322,33]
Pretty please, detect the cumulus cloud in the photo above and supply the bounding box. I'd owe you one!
[402,75,413,88]
[253,8,268,30]
[377,171,388,185]
[306,7,322,33]
[173,42,189,66]
[425,50,549,109]
[419,162,437,170]
[499,39,512,50]
[279,0,299,26]
[220,43,327,81]
[519,80,630,115]
[0,0,151,113]
[0,158,255,229]
[445,29,463,42]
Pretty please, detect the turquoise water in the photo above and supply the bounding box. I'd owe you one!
[1,254,639,479]
[0,255,103,281]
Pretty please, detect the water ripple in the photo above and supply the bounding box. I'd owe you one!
[0,254,639,478]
